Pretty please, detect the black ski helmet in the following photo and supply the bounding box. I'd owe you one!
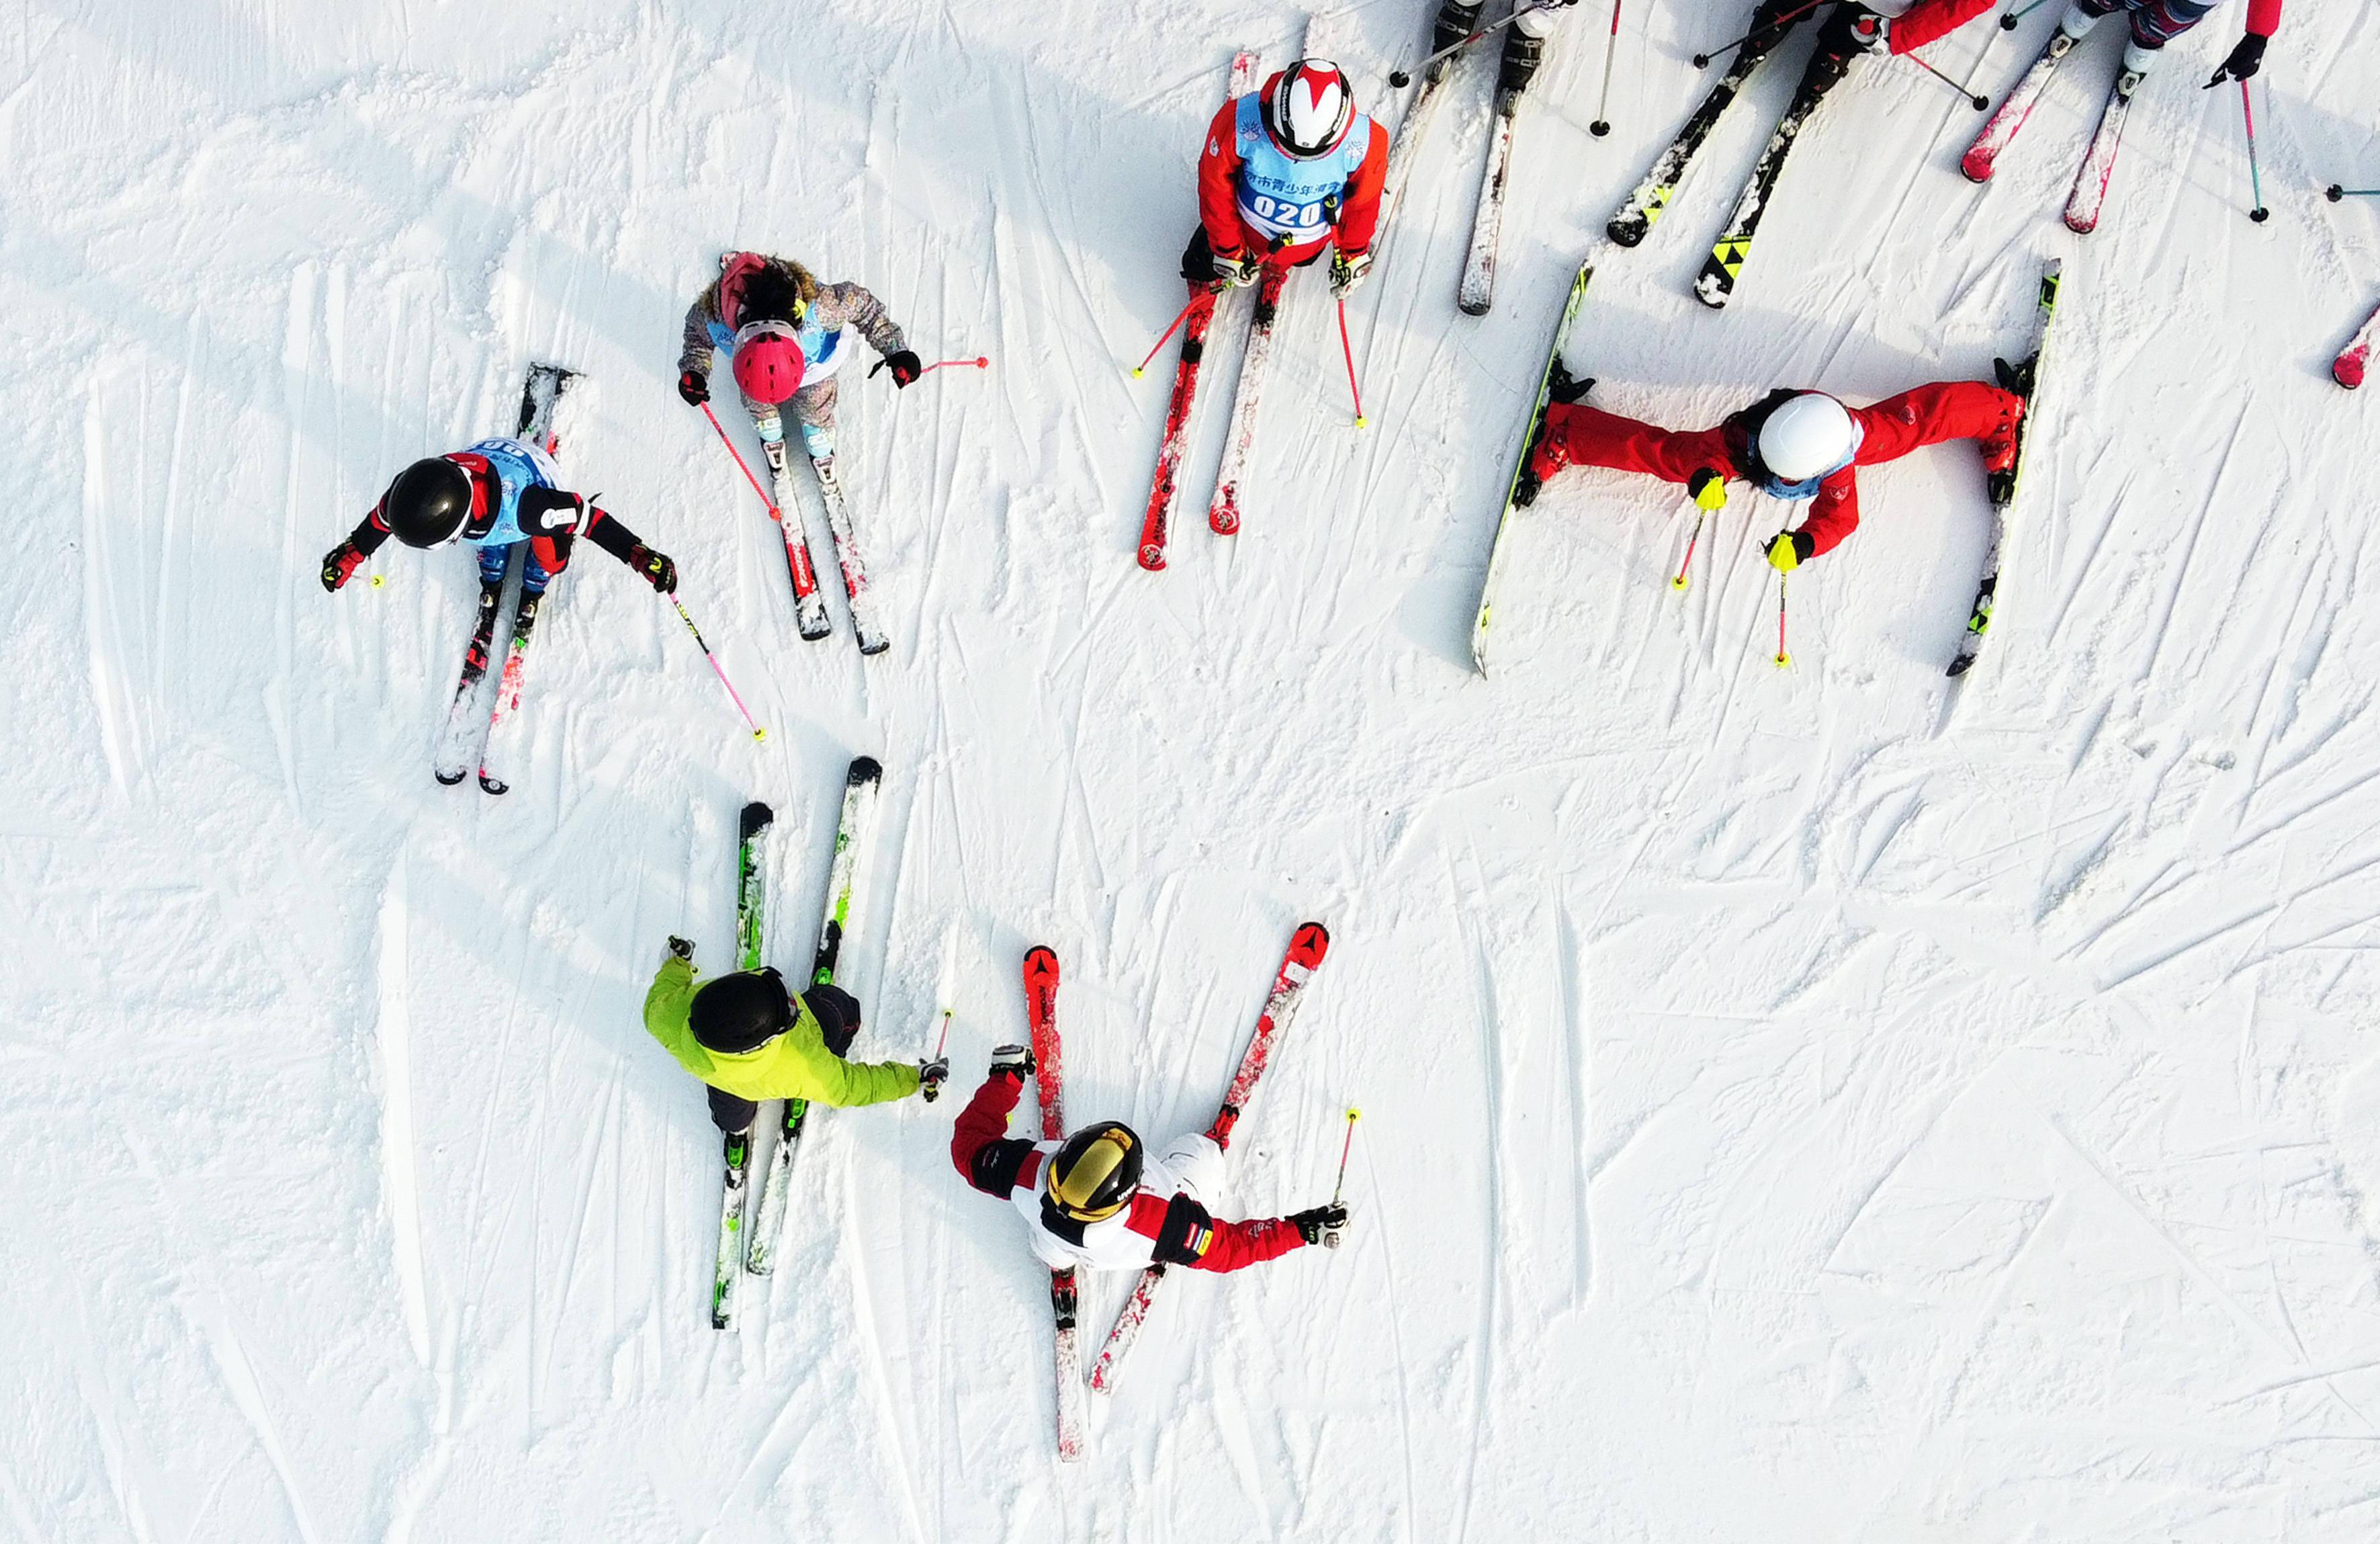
[689,968,793,1054]
[383,457,476,548]
[1045,1121,1143,1223]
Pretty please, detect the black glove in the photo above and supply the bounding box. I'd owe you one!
[1290,1203,1349,1248]
[320,538,368,592]
[678,368,709,406]
[2205,32,2265,87]
[989,1043,1035,1081]
[918,1057,951,1101]
[627,543,677,593]
[885,350,923,388]
[667,935,695,961]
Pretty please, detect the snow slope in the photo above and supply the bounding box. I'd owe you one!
[8,1,2380,1539]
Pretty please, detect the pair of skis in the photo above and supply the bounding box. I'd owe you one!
[1603,21,1865,308]
[711,757,885,1330]
[431,363,576,792]
[1025,923,1333,1461]
[758,435,889,655]
[1961,23,2137,235]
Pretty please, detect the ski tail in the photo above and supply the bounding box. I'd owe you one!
[808,455,889,656]
[1458,104,1517,316]
[1962,29,2075,184]
[474,587,543,795]
[2063,67,2138,234]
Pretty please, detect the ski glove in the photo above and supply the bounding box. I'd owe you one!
[883,350,924,388]
[1210,247,1260,289]
[677,368,709,406]
[667,935,695,961]
[628,543,678,593]
[2206,34,2264,87]
[320,538,369,592]
[1766,530,1814,572]
[1329,247,1374,298]
[1290,1203,1349,1249]
[917,1057,951,1101]
[1689,468,1729,512]
[989,1043,1036,1081]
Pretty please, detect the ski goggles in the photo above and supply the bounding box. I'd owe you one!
[733,317,803,350]
[1755,443,1860,501]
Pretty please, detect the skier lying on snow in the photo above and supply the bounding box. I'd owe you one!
[1188,60,1389,304]
[318,441,677,597]
[1844,0,2280,85]
[1513,372,2025,572]
[951,1044,1349,1273]
[644,939,949,1136]
[675,252,921,461]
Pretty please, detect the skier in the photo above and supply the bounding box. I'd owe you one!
[1188,59,1391,305]
[318,441,677,596]
[1864,0,2279,85]
[950,1043,1350,1273]
[1423,0,1577,102]
[675,252,923,462]
[645,938,949,1137]
[1512,370,2025,570]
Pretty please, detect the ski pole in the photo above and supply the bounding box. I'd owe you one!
[1773,568,1792,669]
[1390,1,1562,88]
[699,402,787,522]
[1693,0,1822,69]
[2000,0,2056,29]
[2240,82,2269,223]
[1904,53,1990,110]
[1133,295,1203,377]
[669,593,768,742]
[2328,185,2380,201]
[1330,1108,1360,1206]
[1589,0,1622,138]
[1336,298,1367,429]
[920,1008,954,1102]
[1671,507,1709,591]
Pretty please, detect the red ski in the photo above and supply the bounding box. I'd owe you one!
[1022,946,1088,1461]
[1088,921,1331,1396]
[2336,298,2380,389]
[1963,28,2077,183]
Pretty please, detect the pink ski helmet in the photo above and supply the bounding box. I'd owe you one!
[731,319,806,405]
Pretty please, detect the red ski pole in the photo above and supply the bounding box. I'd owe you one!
[1336,298,1367,429]
[699,401,785,522]
[1133,296,1202,378]
[669,593,767,742]
[1671,506,1708,591]
[1331,1108,1360,1205]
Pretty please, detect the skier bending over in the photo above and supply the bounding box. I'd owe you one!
[1514,372,2024,572]
[1849,0,2280,85]
[644,939,949,1137]
[950,1044,1349,1273]
[319,439,677,597]
[1189,60,1390,304]
[675,252,922,462]
[1423,0,1577,103]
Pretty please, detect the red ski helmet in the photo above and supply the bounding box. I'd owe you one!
[1263,60,1355,161]
[731,319,806,405]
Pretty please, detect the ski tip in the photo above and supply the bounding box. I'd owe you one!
[1458,297,1491,318]
[858,639,891,657]
[847,755,885,785]
[798,623,834,642]
[435,769,468,787]
[1945,656,1974,679]
[478,775,511,796]
[1292,920,1331,962]
[740,800,775,837]
[1022,945,1059,986]
[2335,361,2366,390]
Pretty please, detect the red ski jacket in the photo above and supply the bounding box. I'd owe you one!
[1893,0,2281,54]
[949,1070,1307,1273]
[1196,94,1389,264]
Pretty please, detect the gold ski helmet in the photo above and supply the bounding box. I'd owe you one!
[1045,1122,1143,1223]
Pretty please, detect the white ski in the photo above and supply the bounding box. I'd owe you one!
[1457,99,1518,316]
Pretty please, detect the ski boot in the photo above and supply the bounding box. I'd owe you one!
[1497,30,1544,112]
[1428,0,1484,83]
[1512,365,1593,509]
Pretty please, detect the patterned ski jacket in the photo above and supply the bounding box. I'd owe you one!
[337,439,648,575]
[1196,78,1389,260]
[677,253,910,388]
[949,1068,1307,1274]
[643,956,920,1107]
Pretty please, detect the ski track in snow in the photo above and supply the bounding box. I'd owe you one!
[11,1,2380,1539]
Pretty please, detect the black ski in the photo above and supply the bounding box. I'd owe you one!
[1694,45,1865,309]
[1606,28,1791,247]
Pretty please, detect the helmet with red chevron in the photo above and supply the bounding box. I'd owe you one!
[1262,60,1356,161]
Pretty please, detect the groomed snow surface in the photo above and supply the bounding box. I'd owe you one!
[11,2,2380,1539]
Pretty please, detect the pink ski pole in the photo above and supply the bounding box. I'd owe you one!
[1773,569,1792,669]
[921,356,990,375]
[669,593,767,742]
[699,402,786,522]
[1337,298,1367,429]
[2240,82,2268,223]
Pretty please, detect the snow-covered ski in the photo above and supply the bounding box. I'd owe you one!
[2336,298,2380,389]
[746,756,883,1277]
[1088,922,1331,1396]
[809,455,889,656]
[2063,65,2140,235]
[1471,261,1594,675]
[711,798,773,1330]
[474,588,543,796]
[1607,30,1787,247]
[1962,27,2078,183]
[1207,267,1288,538]
[1374,67,1453,250]
[1021,945,1088,1461]
[761,440,835,642]
[1457,95,1518,316]
[432,362,574,788]
[1949,259,2062,679]
[1695,46,1863,309]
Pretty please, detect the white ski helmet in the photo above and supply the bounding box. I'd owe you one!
[1264,60,1356,161]
[1757,392,1859,485]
